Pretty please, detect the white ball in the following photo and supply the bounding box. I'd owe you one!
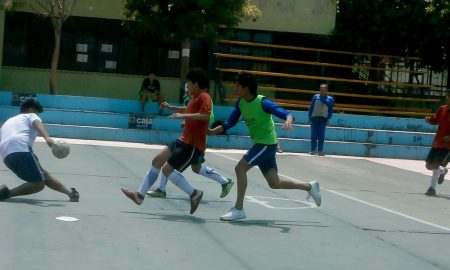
[52,140,70,159]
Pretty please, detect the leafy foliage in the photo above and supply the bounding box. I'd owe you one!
[335,0,449,70]
[0,0,24,10]
[122,0,247,43]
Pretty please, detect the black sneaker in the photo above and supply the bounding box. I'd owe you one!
[425,187,436,196]
[438,168,448,185]
[69,188,79,202]
[0,185,10,201]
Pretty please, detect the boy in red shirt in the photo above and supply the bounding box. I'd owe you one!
[121,68,210,214]
[424,94,450,196]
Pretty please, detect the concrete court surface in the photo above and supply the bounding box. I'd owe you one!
[0,138,449,270]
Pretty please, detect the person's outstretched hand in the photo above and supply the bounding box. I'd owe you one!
[282,115,294,131]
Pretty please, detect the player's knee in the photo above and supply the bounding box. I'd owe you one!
[33,181,45,192]
[152,158,164,168]
[191,165,200,174]
[235,165,244,175]
[268,181,280,189]
[161,166,172,177]
[426,162,437,170]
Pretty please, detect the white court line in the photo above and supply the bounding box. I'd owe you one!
[325,189,450,232]
[246,195,316,209]
[212,152,450,232]
[36,137,449,231]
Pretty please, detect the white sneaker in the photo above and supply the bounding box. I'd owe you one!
[307,181,321,206]
[220,207,247,221]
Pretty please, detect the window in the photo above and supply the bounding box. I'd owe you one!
[2,12,186,77]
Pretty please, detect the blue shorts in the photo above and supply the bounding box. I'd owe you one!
[167,139,204,172]
[3,151,46,182]
[244,144,278,175]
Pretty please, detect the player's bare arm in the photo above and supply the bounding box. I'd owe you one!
[160,102,186,113]
[208,125,225,135]
[168,113,209,121]
[32,120,54,147]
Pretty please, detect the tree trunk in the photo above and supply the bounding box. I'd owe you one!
[179,38,191,102]
[49,22,62,95]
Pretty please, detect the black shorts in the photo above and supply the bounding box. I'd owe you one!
[167,140,204,172]
[3,151,46,182]
[425,148,450,166]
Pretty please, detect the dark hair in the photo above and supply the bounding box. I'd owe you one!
[20,99,43,113]
[236,72,257,95]
[186,68,209,89]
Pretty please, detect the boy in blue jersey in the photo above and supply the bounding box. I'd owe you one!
[209,72,321,221]
[308,83,334,155]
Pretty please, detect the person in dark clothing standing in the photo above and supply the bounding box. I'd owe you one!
[139,72,161,112]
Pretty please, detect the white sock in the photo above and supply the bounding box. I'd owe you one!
[439,166,447,175]
[168,171,194,196]
[431,169,440,189]
[138,166,160,196]
[199,165,229,185]
[158,173,169,192]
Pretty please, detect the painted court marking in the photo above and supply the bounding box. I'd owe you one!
[246,195,316,209]
[213,152,450,232]
[37,138,449,231]
[56,216,79,222]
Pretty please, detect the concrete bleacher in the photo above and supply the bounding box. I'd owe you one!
[0,91,437,160]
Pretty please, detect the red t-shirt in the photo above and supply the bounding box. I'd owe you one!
[429,105,450,149]
[179,92,211,152]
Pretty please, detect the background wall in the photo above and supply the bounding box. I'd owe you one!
[2,0,336,101]
[15,0,124,20]
[14,0,337,34]
[1,67,180,101]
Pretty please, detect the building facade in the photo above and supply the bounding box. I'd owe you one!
[0,0,336,101]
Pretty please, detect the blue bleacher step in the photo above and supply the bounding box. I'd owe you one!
[0,91,437,160]
[1,104,435,148]
[0,91,438,132]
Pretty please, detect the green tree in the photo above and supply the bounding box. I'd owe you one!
[0,0,17,10]
[2,0,76,94]
[122,0,260,101]
[335,0,449,72]
[32,0,77,95]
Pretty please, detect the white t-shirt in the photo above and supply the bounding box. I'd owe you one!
[0,113,42,160]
